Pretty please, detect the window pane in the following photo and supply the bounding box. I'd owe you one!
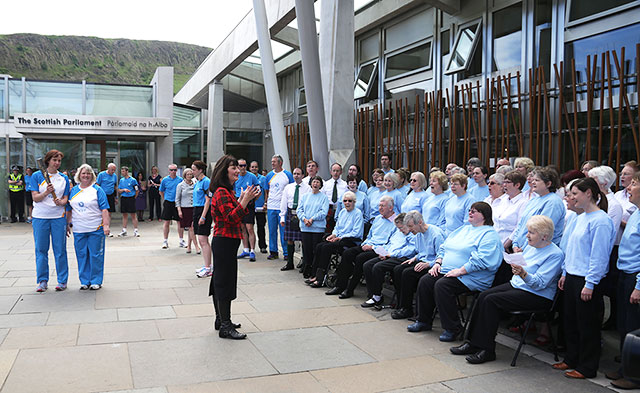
[26,138,83,174]
[86,84,153,117]
[536,0,553,80]
[173,105,201,128]
[360,34,379,62]
[492,3,522,71]
[226,130,263,144]
[0,82,4,119]
[298,89,306,107]
[173,130,201,167]
[569,0,635,22]
[8,79,22,117]
[385,42,432,79]
[24,81,82,115]
[355,62,376,99]
[226,144,262,165]
[445,22,481,74]
[0,138,7,216]
[385,9,434,52]
[120,141,147,176]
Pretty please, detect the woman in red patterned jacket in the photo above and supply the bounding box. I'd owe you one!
[209,154,260,339]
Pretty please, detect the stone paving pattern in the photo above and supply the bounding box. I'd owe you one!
[0,220,618,392]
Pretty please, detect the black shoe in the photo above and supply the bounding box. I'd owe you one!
[391,308,412,320]
[310,281,324,288]
[602,318,616,331]
[325,287,342,295]
[267,253,278,260]
[339,290,353,299]
[465,350,496,364]
[260,248,268,254]
[281,264,294,271]
[219,322,247,340]
[361,296,383,308]
[450,342,479,355]
[214,318,242,331]
[304,278,314,284]
[296,261,303,269]
[605,370,623,380]
[10,219,17,223]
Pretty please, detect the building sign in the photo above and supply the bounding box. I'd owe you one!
[14,113,171,136]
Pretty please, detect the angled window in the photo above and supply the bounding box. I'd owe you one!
[568,0,638,23]
[354,60,378,100]
[384,40,433,80]
[445,20,482,75]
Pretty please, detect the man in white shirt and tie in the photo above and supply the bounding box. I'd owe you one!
[280,168,310,271]
[322,163,348,234]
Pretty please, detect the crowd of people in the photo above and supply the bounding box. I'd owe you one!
[18,148,640,388]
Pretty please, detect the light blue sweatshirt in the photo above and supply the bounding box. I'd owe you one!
[358,180,368,193]
[382,189,405,214]
[399,183,411,196]
[559,211,580,253]
[362,215,397,247]
[401,190,431,214]
[334,190,370,223]
[384,231,417,259]
[297,191,330,233]
[422,192,449,229]
[468,184,490,202]
[444,192,475,235]
[367,187,385,221]
[563,210,614,289]
[511,193,566,249]
[511,242,564,300]
[414,225,445,263]
[332,207,364,240]
[617,210,640,290]
[437,225,503,291]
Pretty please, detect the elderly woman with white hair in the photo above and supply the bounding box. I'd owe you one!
[66,164,110,290]
[450,215,564,364]
[382,172,406,214]
[484,173,505,205]
[401,172,431,214]
[514,157,535,194]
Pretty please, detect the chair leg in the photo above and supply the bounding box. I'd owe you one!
[545,314,559,361]
[511,313,535,367]
[462,294,478,341]
[456,296,466,324]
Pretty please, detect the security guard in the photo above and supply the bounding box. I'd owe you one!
[8,165,25,223]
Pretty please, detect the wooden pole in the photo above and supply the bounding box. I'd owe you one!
[598,54,605,163]
[586,55,594,160]
[516,71,524,157]
[536,67,542,163]
[423,93,428,170]
[445,89,453,165]
[554,63,563,166]
[540,67,553,166]
[571,59,580,169]
[528,68,535,159]
[606,52,615,167]
[612,48,625,188]
[614,49,640,163]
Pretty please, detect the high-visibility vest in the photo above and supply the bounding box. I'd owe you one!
[9,173,24,192]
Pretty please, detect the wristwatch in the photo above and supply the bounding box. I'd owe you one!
[68,223,73,228]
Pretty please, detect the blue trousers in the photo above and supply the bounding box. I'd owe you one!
[267,209,287,256]
[32,217,68,284]
[74,229,106,286]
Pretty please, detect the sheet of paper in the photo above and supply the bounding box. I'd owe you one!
[503,252,527,266]
[374,246,390,257]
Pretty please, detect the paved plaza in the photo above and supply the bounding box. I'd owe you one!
[0,219,621,392]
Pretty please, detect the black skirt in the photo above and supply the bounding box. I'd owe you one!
[209,236,241,301]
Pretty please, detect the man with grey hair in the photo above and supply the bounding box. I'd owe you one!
[326,195,397,299]
[265,155,294,260]
[391,210,445,320]
[159,163,184,249]
[96,163,119,228]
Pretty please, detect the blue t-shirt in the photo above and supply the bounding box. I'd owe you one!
[24,174,32,191]
[159,176,183,202]
[96,171,118,195]
[193,176,211,207]
[234,172,259,198]
[255,174,267,209]
[118,177,138,198]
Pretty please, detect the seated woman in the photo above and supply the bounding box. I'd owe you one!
[401,172,431,214]
[307,191,363,287]
[443,173,475,236]
[450,215,564,364]
[422,171,449,229]
[407,201,502,342]
[335,175,369,224]
[508,167,565,251]
[391,210,446,320]
[297,176,330,278]
[381,172,405,214]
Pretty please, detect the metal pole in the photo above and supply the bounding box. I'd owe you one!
[252,0,291,171]
[295,0,329,178]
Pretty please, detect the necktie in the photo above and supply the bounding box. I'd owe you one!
[293,184,300,209]
[332,181,338,203]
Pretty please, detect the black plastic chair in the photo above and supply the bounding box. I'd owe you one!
[508,291,560,366]
[457,291,480,340]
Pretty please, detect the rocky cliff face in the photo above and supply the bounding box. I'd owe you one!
[0,34,212,93]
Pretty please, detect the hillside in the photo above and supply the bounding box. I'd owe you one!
[0,34,212,94]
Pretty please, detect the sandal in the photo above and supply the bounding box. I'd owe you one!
[186,249,192,254]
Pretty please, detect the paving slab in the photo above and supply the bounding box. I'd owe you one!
[2,343,133,393]
[78,320,161,345]
[95,288,180,309]
[1,324,78,349]
[0,349,18,389]
[11,290,96,313]
[249,326,375,373]
[382,383,456,393]
[310,355,464,393]
[167,372,329,393]
[0,295,19,314]
[431,343,540,377]
[47,308,118,325]
[245,305,377,331]
[172,302,260,318]
[0,313,49,328]
[0,278,18,288]
[249,295,340,313]
[118,306,176,321]
[128,336,277,388]
[99,388,168,393]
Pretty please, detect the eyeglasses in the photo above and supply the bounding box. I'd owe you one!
[410,179,418,183]
[343,199,354,203]
[169,169,177,172]
[488,181,500,186]
[238,164,247,167]
[469,209,479,214]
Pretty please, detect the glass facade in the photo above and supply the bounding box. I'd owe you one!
[25,80,82,115]
[173,105,202,167]
[26,139,83,174]
[445,21,482,74]
[85,84,153,117]
[8,79,22,117]
[385,41,432,79]
[568,0,636,22]
[0,81,4,119]
[120,141,147,178]
[492,3,522,71]
[0,140,6,217]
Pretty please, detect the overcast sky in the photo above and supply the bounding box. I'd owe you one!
[0,0,255,49]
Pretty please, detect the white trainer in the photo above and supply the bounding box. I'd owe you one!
[179,239,187,248]
[162,241,169,249]
[118,230,127,237]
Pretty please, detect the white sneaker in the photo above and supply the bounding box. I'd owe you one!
[196,266,212,278]
[162,241,169,249]
[108,233,114,238]
[179,239,186,248]
[134,230,140,237]
[118,230,127,237]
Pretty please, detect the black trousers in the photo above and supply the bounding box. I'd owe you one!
[469,283,551,352]
[396,264,427,310]
[563,273,604,378]
[209,237,241,302]
[255,211,267,250]
[416,274,470,331]
[311,237,359,277]
[9,190,25,220]
[335,247,377,291]
[148,189,161,220]
[363,257,404,298]
[301,232,324,275]
[617,271,640,381]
